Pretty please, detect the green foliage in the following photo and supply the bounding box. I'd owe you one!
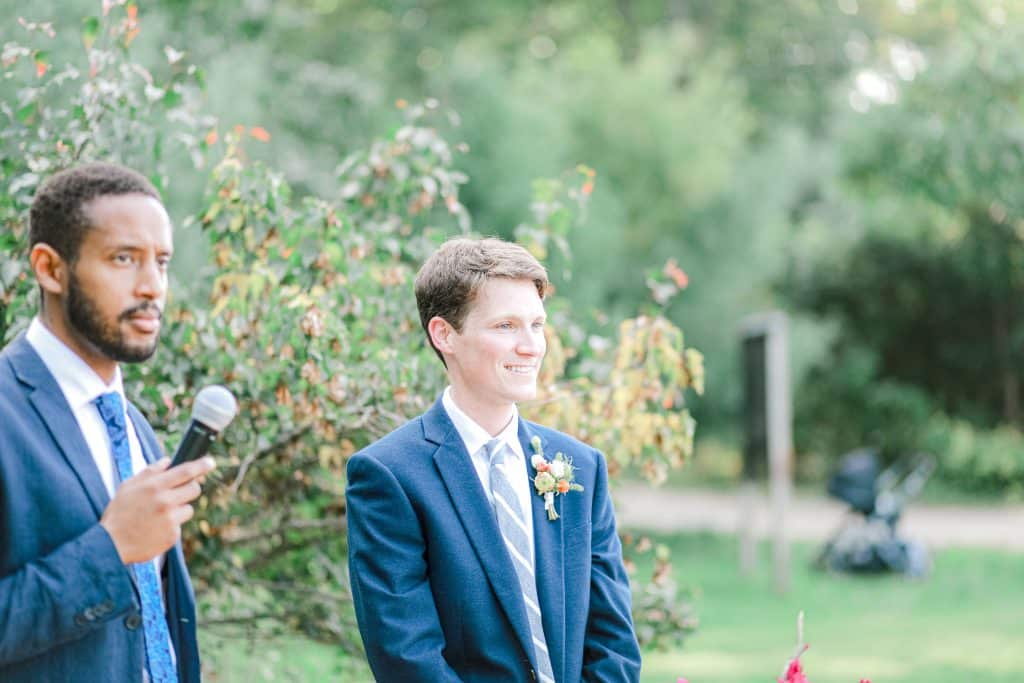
[785,3,1024,494]
[919,414,1024,499]
[1,7,704,654]
[0,4,211,340]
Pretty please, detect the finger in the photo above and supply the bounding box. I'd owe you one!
[170,503,195,527]
[138,457,172,477]
[158,456,217,487]
[167,479,203,505]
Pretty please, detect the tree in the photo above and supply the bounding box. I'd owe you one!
[784,3,1024,491]
[1,5,703,659]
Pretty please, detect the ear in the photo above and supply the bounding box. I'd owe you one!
[29,243,68,297]
[427,316,457,356]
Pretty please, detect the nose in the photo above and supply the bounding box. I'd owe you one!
[516,327,546,358]
[135,255,166,301]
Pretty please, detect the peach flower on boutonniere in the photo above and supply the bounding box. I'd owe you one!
[530,436,584,521]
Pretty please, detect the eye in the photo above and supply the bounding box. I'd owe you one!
[497,321,514,330]
[113,252,134,265]
[157,255,172,269]
[532,321,546,331]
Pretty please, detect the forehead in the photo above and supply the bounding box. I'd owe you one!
[468,277,545,318]
[80,193,173,250]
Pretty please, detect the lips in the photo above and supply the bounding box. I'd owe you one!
[504,363,537,376]
[126,314,161,334]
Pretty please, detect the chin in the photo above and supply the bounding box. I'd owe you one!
[116,341,160,364]
[506,385,538,403]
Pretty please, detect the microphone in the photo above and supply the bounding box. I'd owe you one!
[170,385,238,467]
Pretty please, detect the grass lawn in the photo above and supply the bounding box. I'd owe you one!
[200,532,1023,682]
[639,532,1024,683]
[200,629,369,681]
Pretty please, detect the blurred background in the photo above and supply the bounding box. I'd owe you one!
[7,0,1024,494]
[2,0,1023,681]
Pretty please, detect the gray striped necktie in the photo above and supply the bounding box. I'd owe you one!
[485,438,556,683]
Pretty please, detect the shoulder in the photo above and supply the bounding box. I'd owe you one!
[524,420,601,461]
[522,419,609,486]
[350,415,429,469]
[0,342,30,414]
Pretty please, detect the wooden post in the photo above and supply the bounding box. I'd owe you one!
[739,311,792,592]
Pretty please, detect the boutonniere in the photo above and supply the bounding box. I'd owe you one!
[530,435,584,521]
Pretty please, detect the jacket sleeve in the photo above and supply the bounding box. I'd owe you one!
[346,452,463,682]
[581,450,643,682]
[0,523,137,666]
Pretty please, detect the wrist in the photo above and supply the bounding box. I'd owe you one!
[98,519,130,564]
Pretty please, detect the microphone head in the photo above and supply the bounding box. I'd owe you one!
[191,385,238,432]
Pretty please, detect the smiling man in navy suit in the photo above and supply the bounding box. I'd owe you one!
[0,163,214,682]
[346,237,641,682]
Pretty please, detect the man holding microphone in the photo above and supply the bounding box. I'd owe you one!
[0,163,214,682]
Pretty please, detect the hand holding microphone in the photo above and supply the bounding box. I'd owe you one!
[171,385,238,467]
[101,386,238,564]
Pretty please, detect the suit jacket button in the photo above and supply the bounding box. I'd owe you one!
[124,613,142,630]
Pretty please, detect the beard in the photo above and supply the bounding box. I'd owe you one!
[66,269,161,364]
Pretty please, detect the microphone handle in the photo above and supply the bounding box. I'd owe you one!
[170,420,218,467]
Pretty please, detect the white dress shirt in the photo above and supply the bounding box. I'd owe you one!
[26,318,150,497]
[442,386,536,565]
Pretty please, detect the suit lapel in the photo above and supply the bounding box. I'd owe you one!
[8,335,111,517]
[425,399,538,669]
[519,420,567,683]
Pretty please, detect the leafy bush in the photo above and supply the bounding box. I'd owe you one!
[2,6,703,654]
[919,414,1024,499]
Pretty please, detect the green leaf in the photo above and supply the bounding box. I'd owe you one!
[15,103,35,124]
[81,17,100,50]
[163,88,182,108]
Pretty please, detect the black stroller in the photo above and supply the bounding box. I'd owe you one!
[814,448,935,577]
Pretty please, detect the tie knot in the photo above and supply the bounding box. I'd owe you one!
[95,391,126,430]
[485,438,505,466]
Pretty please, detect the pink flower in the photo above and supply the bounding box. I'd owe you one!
[778,657,809,683]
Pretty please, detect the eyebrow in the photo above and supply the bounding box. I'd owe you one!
[489,312,547,322]
[105,242,173,254]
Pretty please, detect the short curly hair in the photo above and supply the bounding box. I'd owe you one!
[29,162,160,263]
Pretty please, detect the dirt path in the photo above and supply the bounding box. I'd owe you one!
[614,483,1024,552]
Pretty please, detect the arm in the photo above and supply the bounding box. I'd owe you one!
[0,524,137,666]
[582,450,642,682]
[346,453,462,682]
[0,456,214,667]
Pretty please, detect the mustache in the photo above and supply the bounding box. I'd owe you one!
[118,302,163,322]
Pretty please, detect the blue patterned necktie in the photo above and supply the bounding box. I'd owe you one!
[95,392,178,683]
[485,438,556,683]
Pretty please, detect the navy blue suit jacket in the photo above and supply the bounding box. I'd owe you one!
[0,334,201,682]
[346,398,641,682]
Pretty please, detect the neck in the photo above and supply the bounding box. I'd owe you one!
[38,305,117,384]
[449,386,515,436]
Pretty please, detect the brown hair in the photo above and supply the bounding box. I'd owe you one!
[415,237,550,362]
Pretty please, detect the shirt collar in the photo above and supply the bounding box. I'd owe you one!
[441,386,523,460]
[25,317,125,411]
